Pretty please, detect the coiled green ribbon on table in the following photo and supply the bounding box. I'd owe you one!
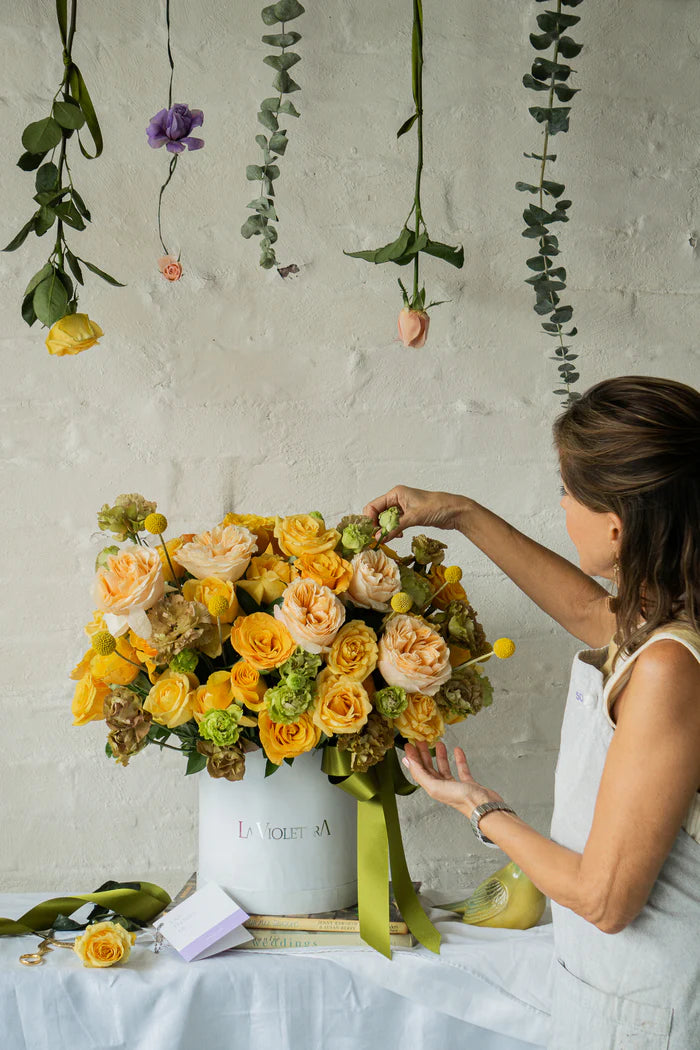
[322,746,441,958]
[0,881,170,937]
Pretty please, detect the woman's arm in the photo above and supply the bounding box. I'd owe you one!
[404,641,700,933]
[364,485,614,646]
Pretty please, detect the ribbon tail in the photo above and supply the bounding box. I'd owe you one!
[0,882,171,937]
[357,797,391,958]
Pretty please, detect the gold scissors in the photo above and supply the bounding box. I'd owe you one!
[19,931,75,966]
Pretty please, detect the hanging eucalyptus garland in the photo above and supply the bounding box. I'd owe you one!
[518,0,584,404]
[241,0,304,272]
[2,0,122,349]
[345,0,463,349]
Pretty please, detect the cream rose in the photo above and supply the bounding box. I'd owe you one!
[346,548,401,612]
[175,524,257,581]
[377,614,452,696]
[93,546,165,638]
[274,577,345,654]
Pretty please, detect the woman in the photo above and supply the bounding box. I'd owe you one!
[364,376,700,1049]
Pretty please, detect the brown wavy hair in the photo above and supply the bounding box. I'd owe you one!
[553,376,700,662]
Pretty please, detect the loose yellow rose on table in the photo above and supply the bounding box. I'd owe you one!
[393,692,445,744]
[312,668,372,735]
[72,673,111,726]
[237,552,298,605]
[73,921,136,968]
[230,612,296,671]
[274,514,340,558]
[144,671,197,728]
[45,313,103,357]
[230,661,267,711]
[258,709,321,765]
[274,577,345,653]
[295,550,353,594]
[182,577,240,623]
[327,622,378,680]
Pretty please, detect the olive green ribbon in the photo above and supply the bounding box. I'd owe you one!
[322,747,441,958]
[0,881,170,937]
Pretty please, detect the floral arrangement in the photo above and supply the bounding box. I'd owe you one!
[518,0,584,404]
[2,0,122,355]
[71,497,514,780]
[241,0,305,274]
[146,0,204,281]
[345,0,464,348]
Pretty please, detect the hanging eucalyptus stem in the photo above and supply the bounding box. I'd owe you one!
[518,0,584,404]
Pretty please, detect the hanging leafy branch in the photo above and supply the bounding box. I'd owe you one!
[344,0,463,348]
[241,0,304,272]
[2,0,123,337]
[518,0,583,404]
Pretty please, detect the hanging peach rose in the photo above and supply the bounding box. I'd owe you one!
[397,307,430,348]
[158,255,183,281]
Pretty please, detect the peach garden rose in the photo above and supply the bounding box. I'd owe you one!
[377,613,452,696]
[274,577,345,653]
[347,547,401,612]
[93,546,165,638]
[176,524,258,582]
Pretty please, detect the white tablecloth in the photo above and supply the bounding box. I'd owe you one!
[0,893,554,1050]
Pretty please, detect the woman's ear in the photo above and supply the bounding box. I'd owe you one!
[607,511,623,546]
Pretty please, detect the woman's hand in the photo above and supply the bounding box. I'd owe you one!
[402,740,506,818]
[362,485,467,542]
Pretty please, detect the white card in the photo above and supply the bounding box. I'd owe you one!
[158,882,253,961]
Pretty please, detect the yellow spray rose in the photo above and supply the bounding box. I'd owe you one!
[326,622,378,680]
[220,514,276,553]
[230,661,267,711]
[72,673,111,726]
[182,577,240,623]
[158,535,194,582]
[312,669,372,735]
[393,692,445,744]
[144,671,197,728]
[274,514,340,558]
[258,709,320,765]
[428,564,468,609]
[295,550,353,594]
[71,634,141,687]
[230,613,296,671]
[73,921,136,968]
[45,313,103,357]
[237,553,298,605]
[191,670,236,724]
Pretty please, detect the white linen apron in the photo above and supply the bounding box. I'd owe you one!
[548,640,700,1050]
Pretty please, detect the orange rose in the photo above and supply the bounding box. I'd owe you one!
[158,255,183,281]
[428,564,468,610]
[274,515,340,558]
[312,669,372,735]
[377,614,452,696]
[397,307,430,349]
[191,670,236,724]
[326,622,378,680]
[71,634,142,687]
[258,709,321,765]
[230,612,296,671]
[230,661,267,711]
[220,514,276,553]
[237,552,298,605]
[295,550,353,594]
[144,671,197,728]
[72,673,111,726]
[93,546,165,638]
[182,577,240,623]
[394,693,445,744]
[274,577,345,653]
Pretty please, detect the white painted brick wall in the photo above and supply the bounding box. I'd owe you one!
[1,0,699,899]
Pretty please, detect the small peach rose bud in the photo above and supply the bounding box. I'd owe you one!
[397,307,430,348]
[158,255,183,281]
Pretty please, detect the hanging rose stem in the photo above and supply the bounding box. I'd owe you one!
[411,0,424,304]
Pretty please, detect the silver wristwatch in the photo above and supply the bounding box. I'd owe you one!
[470,801,516,847]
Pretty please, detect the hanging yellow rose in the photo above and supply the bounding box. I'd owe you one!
[45,313,103,357]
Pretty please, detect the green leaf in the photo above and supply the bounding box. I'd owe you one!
[265,164,280,180]
[71,188,91,221]
[55,200,85,230]
[21,292,37,326]
[255,134,269,150]
[522,225,548,239]
[534,299,555,315]
[542,322,561,332]
[2,216,36,252]
[261,0,305,24]
[248,197,278,220]
[261,97,281,113]
[261,31,301,46]
[283,756,295,767]
[22,117,63,153]
[522,74,550,92]
[34,204,56,236]
[523,151,557,161]
[35,162,60,193]
[24,262,54,297]
[528,106,571,134]
[269,131,288,155]
[396,112,418,138]
[529,31,554,51]
[33,188,68,206]
[526,256,546,271]
[278,100,300,117]
[343,247,380,262]
[515,181,539,193]
[79,258,126,286]
[273,70,301,93]
[523,204,550,225]
[53,99,85,130]
[532,58,572,82]
[186,752,208,776]
[422,238,464,268]
[263,51,301,71]
[264,758,281,777]
[551,306,573,324]
[558,36,583,59]
[33,272,69,326]
[375,227,412,262]
[241,215,266,239]
[65,248,84,285]
[392,230,428,265]
[246,164,265,180]
[542,179,565,198]
[57,269,74,300]
[17,150,47,171]
[67,62,103,158]
[554,83,579,102]
[257,109,279,132]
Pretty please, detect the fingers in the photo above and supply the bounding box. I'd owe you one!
[435,741,452,779]
[362,489,401,523]
[453,747,473,782]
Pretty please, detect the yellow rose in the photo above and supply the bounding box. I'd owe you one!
[326,622,378,680]
[83,610,106,637]
[220,514,276,553]
[274,515,341,558]
[312,668,372,735]
[191,670,236,723]
[230,612,296,671]
[70,634,141,687]
[45,313,103,357]
[182,577,240,623]
[158,535,194,582]
[72,673,111,726]
[128,631,160,681]
[295,550,353,594]
[73,921,136,968]
[258,709,320,765]
[394,693,445,744]
[144,671,197,728]
[230,661,267,711]
[428,564,468,609]
[237,553,298,605]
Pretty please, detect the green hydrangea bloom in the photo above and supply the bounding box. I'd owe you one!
[373,685,408,719]
[169,649,199,675]
[265,682,314,724]
[199,705,243,747]
[97,494,157,542]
